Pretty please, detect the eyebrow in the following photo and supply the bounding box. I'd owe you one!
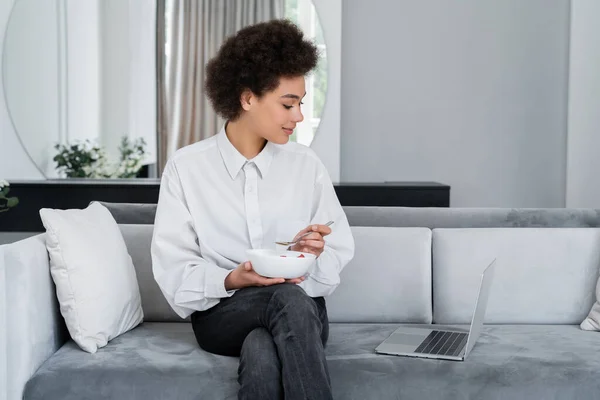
[280,93,307,100]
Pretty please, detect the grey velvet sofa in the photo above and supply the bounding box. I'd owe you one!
[3,204,600,400]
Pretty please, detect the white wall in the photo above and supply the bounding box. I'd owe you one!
[0,0,338,182]
[301,0,341,183]
[100,0,131,161]
[0,0,53,179]
[98,0,157,166]
[0,0,158,179]
[341,0,571,207]
[65,0,102,145]
[4,0,597,209]
[565,0,600,208]
[1,0,103,178]
[125,0,158,167]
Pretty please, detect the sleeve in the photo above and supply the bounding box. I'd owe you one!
[298,159,355,297]
[150,159,237,319]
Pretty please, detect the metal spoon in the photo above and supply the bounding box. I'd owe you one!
[275,221,334,246]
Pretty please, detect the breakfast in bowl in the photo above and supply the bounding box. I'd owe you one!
[246,249,317,279]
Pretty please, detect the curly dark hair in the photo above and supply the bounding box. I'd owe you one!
[205,19,319,121]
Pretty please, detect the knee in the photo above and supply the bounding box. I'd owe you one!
[239,328,280,374]
[238,328,281,395]
[269,284,320,320]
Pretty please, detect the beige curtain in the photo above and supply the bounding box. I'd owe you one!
[156,0,285,175]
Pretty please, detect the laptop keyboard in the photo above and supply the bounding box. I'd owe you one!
[414,331,468,357]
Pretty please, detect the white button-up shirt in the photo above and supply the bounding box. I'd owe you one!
[151,127,355,319]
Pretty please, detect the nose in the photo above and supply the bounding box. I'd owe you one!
[292,106,304,123]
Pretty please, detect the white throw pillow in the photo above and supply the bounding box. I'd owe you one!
[39,202,143,353]
[581,278,600,331]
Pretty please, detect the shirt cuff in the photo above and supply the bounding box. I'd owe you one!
[204,266,237,299]
[311,251,341,285]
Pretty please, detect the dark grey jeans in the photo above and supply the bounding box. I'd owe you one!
[191,283,331,400]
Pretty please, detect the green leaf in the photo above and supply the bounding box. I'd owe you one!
[6,197,19,208]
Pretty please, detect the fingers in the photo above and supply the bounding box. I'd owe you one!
[294,224,332,240]
[299,232,323,242]
[285,276,306,284]
[301,247,319,256]
[257,277,285,286]
[314,224,332,236]
[242,262,284,286]
[293,228,310,241]
[291,238,324,255]
[297,239,324,249]
[292,243,320,256]
[295,232,324,250]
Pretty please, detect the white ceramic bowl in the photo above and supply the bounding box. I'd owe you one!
[246,249,317,279]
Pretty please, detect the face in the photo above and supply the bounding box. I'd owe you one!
[241,76,306,145]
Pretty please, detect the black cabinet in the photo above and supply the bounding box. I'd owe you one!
[0,180,450,232]
[334,182,449,207]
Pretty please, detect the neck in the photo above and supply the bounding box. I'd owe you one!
[225,119,267,159]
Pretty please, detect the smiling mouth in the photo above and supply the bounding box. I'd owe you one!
[283,127,294,135]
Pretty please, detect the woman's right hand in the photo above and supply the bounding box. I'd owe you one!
[224,261,305,290]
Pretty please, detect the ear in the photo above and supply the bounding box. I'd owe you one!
[240,89,254,111]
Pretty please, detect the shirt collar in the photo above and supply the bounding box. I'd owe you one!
[216,125,276,180]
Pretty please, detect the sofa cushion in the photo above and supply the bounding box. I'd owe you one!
[326,227,432,323]
[23,322,600,400]
[328,324,600,400]
[118,224,183,322]
[432,228,600,324]
[119,224,434,324]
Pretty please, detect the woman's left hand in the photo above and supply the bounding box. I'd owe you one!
[290,223,332,257]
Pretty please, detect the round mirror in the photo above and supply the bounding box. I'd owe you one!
[2,0,328,179]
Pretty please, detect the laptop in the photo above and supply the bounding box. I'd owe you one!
[375,259,496,361]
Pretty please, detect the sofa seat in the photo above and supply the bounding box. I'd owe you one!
[23,322,600,400]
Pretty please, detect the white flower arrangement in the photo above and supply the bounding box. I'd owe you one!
[53,137,148,179]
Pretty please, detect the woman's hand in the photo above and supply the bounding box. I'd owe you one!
[290,223,333,257]
[224,261,305,290]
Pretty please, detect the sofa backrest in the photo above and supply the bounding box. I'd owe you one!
[432,227,600,325]
[326,226,432,323]
[119,223,600,325]
[104,203,600,326]
[118,225,180,322]
[100,202,600,228]
[118,224,434,324]
[344,206,600,228]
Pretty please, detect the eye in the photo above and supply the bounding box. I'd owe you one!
[283,102,304,110]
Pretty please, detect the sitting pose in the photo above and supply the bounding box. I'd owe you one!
[151,19,355,400]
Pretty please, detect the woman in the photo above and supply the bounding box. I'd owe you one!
[151,19,355,400]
